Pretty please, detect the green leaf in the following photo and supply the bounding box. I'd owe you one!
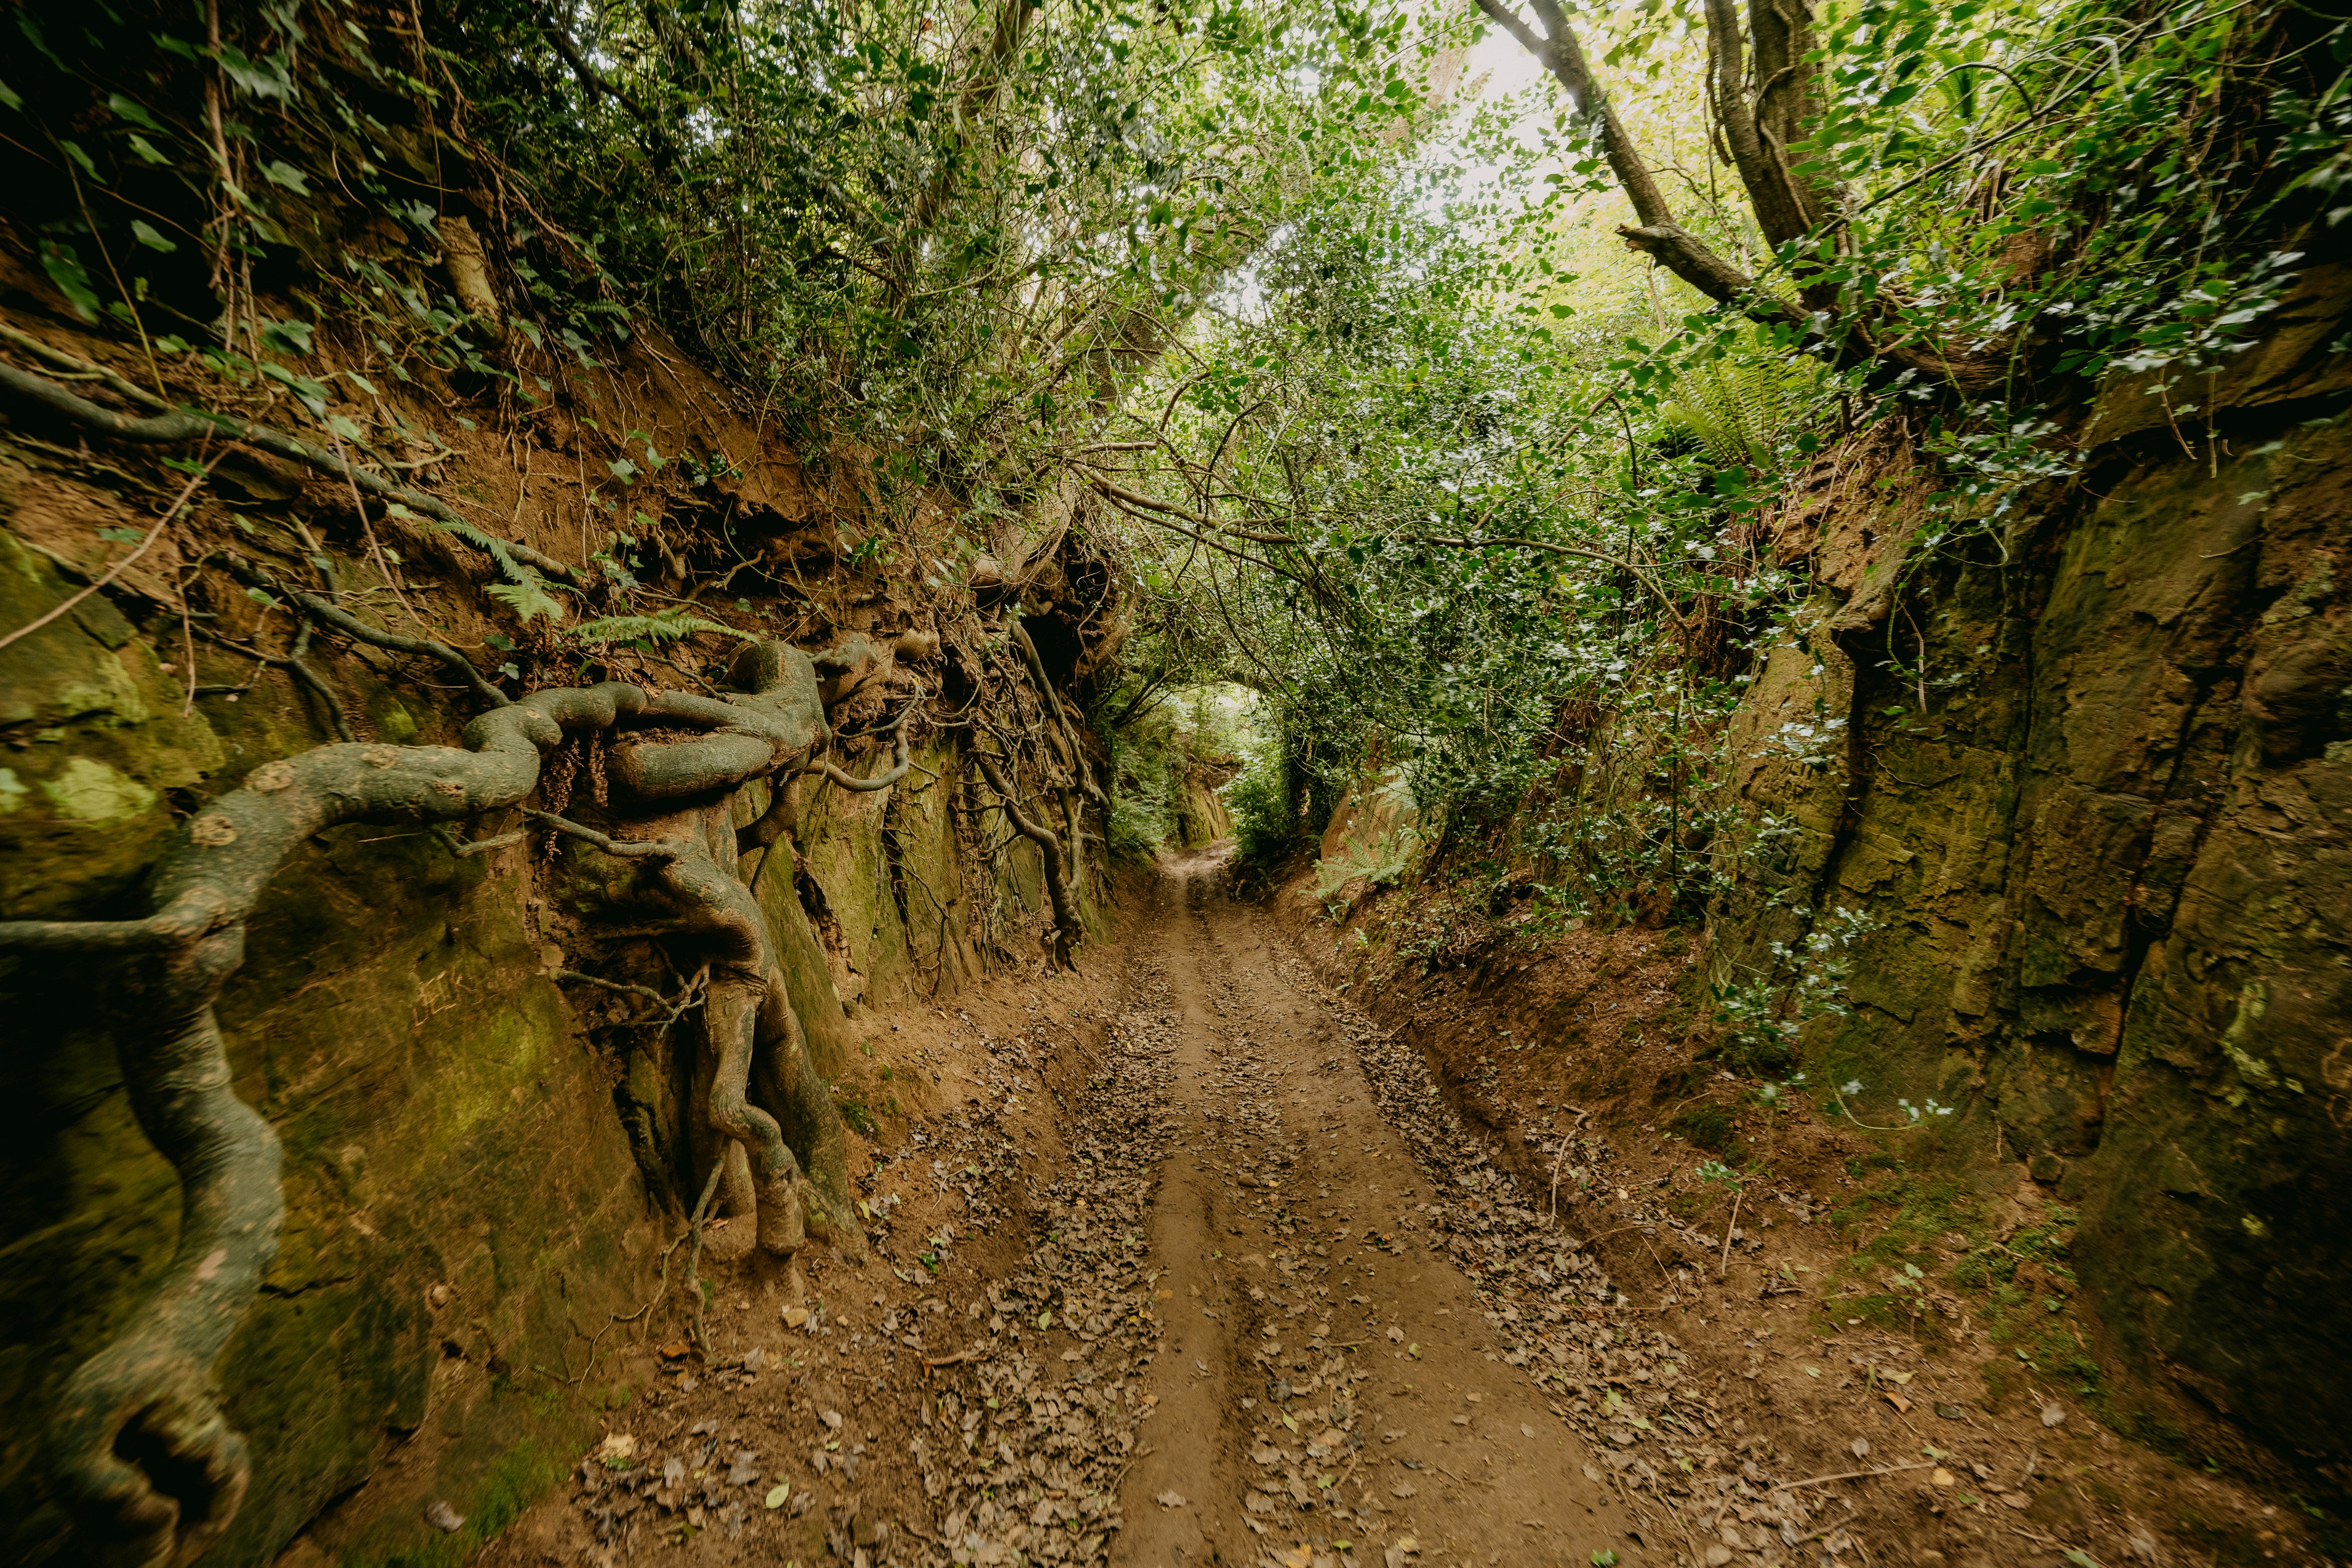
[214,44,294,99]
[257,361,330,416]
[764,1482,790,1509]
[130,219,178,253]
[38,243,101,322]
[260,159,312,195]
[106,92,166,132]
[0,76,20,112]
[58,139,102,183]
[260,317,314,355]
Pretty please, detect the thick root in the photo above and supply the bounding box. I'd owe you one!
[755,1169,807,1255]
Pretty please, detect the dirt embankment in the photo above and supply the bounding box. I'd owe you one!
[1273,865,2334,1568]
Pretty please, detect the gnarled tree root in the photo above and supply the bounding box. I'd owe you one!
[0,638,863,1566]
[974,750,1084,969]
[0,683,639,1566]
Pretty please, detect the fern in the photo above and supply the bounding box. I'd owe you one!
[570,608,756,646]
[1660,328,1828,466]
[485,573,569,624]
[1312,823,1421,917]
[383,499,530,583]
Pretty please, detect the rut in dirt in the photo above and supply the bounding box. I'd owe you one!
[504,853,1865,1568]
[1113,854,1632,1568]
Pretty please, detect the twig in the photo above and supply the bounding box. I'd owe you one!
[0,353,579,583]
[236,563,510,708]
[525,809,683,861]
[434,826,527,858]
[331,432,434,636]
[686,1161,725,1360]
[0,452,220,653]
[1719,1186,1743,1279]
[281,617,358,742]
[554,964,709,1027]
[1774,1460,1935,1490]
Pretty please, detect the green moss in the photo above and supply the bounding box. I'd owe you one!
[836,1092,876,1136]
[38,756,157,820]
[1814,1293,1928,1338]
[1668,1104,1736,1155]
[343,1439,567,1568]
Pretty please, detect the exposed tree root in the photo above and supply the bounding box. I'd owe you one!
[973,750,1084,968]
[0,638,880,1566]
[0,349,579,586]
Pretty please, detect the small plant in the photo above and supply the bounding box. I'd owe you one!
[1312,822,1421,918]
[1709,907,1875,1073]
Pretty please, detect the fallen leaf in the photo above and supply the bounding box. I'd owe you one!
[423,1500,464,1533]
[1932,1467,1956,1487]
[2041,1402,2067,1428]
[1387,1326,1405,1342]
[764,1482,790,1510]
[1157,1490,1187,1509]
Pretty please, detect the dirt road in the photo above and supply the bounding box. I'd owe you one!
[1114,854,1632,1567]
[483,852,1671,1568]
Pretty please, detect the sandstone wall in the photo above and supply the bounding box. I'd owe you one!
[1713,268,2352,1472]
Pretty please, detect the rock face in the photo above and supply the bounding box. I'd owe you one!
[1714,268,2352,1471]
[0,520,1102,1563]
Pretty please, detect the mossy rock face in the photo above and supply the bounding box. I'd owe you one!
[0,512,1100,1564]
[0,534,223,916]
[1709,292,2352,1474]
[0,559,650,1565]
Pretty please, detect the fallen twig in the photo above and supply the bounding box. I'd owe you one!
[1775,1460,1935,1490]
[0,450,220,653]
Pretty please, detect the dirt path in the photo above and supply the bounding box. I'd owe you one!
[1115,853,1631,1568]
[481,853,1731,1568]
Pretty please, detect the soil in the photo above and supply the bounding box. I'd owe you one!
[467,849,2325,1568]
[1287,871,2333,1568]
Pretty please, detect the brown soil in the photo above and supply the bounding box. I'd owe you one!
[1287,870,2331,1568]
[466,850,2324,1568]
